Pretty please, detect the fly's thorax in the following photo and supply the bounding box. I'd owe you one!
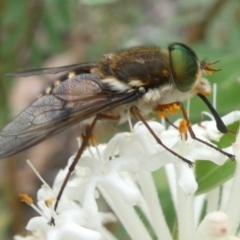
[98,46,172,90]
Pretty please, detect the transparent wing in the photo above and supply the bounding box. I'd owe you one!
[0,73,139,158]
[6,63,96,77]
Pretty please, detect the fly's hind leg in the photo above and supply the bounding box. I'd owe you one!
[49,113,120,226]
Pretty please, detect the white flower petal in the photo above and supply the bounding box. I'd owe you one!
[193,146,229,165]
[143,151,176,172]
[26,216,102,240]
[47,220,102,240]
[102,170,141,205]
[103,132,129,160]
[17,112,240,240]
[176,161,198,195]
[133,121,165,135]
[225,130,240,234]
[109,154,147,172]
[82,176,99,215]
[225,236,240,240]
[26,216,50,232]
[222,111,240,126]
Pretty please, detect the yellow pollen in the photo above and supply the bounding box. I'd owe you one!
[82,134,99,147]
[155,103,180,118]
[45,198,55,207]
[178,119,189,134]
[90,134,99,146]
[19,194,33,205]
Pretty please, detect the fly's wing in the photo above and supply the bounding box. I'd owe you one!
[6,63,96,77]
[0,73,139,158]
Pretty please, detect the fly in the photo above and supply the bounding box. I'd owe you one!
[1,42,235,225]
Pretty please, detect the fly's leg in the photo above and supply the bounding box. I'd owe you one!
[49,113,120,226]
[178,102,235,160]
[131,106,193,167]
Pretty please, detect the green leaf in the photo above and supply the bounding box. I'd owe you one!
[194,111,238,195]
[195,160,236,195]
[216,121,239,149]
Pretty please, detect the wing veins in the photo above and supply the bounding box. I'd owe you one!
[6,63,96,77]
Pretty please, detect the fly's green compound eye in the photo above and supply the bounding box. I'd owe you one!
[169,43,199,92]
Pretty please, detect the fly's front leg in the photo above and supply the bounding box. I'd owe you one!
[130,105,193,167]
[178,102,235,161]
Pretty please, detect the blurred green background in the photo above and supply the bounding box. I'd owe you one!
[0,0,240,239]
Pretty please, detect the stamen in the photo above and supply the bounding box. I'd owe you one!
[90,135,99,146]
[26,160,54,194]
[95,145,103,162]
[87,145,95,159]
[19,194,50,220]
[128,117,133,132]
[83,134,102,161]
[19,193,33,205]
[178,119,189,141]
[91,135,103,162]
[45,198,55,207]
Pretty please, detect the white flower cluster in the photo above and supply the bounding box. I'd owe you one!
[15,111,240,240]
